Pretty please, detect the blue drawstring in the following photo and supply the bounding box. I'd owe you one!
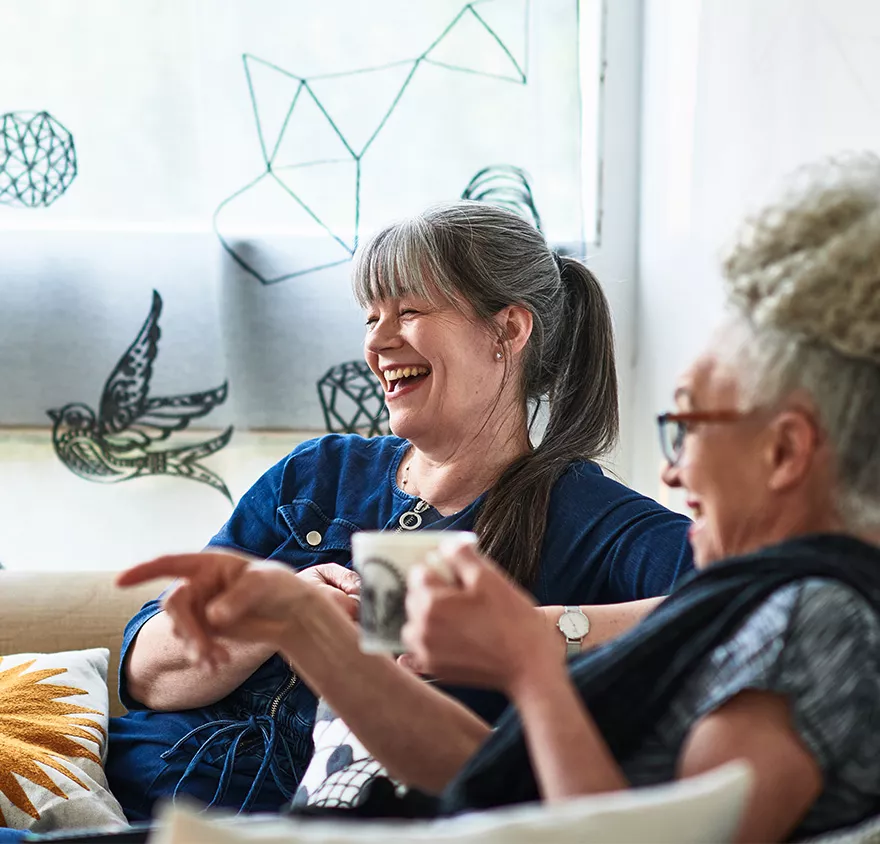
[160,714,296,812]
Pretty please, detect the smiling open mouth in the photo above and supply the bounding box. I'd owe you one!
[385,366,431,393]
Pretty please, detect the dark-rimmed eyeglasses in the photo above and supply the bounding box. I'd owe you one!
[656,410,744,466]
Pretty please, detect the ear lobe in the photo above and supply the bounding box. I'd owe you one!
[496,305,533,356]
[766,410,819,493]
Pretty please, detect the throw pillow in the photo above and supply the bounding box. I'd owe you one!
[0,648,127,833]
[158,761,753,844]
[291,700,400,810]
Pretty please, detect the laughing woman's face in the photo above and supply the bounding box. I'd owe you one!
[363,293,504,449]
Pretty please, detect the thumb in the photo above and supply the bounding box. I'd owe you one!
[316,563,362,596]
[440,537,492,587]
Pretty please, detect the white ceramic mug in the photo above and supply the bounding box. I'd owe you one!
[351,530,477,654]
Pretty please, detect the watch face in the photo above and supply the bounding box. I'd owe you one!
[559,611,589,639]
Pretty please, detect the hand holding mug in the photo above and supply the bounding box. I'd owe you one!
[401,539,557,693]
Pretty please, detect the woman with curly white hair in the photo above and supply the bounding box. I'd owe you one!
[120,153,880,842]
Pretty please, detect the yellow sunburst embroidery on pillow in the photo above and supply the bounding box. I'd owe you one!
[0,657,105,824]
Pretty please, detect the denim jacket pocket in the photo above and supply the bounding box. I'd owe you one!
[276,499,360,558]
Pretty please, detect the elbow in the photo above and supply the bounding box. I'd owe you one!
[124,669,173,711]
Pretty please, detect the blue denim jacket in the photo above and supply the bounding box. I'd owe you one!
[107,434,692,820]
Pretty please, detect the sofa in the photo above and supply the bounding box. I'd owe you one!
[0,571,875,844]
[0,569,755,844]
[0,570,167,717]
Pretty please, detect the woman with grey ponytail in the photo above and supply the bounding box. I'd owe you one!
[111,201,692,820]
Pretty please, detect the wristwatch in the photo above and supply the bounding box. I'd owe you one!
[557,606,590,658]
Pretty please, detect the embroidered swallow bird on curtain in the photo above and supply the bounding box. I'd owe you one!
[47,290,234,503]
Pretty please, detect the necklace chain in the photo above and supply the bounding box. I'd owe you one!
[399,451,462,516]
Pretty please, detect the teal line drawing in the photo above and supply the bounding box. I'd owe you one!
[461,164,542,232]
[214,0,530,285]
[0,111,77,208]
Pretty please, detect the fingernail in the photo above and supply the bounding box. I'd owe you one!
[424,550,442,567]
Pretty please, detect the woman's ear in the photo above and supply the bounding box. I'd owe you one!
[765,408,821,493]
[494,305,533,356]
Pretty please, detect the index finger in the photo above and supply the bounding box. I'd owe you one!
[116,554,214,588]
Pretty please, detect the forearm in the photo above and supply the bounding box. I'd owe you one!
[125,611,275,710]
[541,597,664,655]
[509,660,628,801]
[280,607,491,794]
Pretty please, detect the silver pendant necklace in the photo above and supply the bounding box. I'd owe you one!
[398,454,431,529]
[397,498,431,531]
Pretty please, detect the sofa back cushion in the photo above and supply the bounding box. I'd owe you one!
[0,572,169,717]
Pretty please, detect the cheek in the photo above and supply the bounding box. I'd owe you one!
[363,347,380,374]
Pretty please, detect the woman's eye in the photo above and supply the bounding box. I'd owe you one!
[399,309,418,317]
[365,316,378,327]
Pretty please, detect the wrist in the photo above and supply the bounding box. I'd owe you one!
[506,643,570,704]
[277,585,358,658]
[502,615,563,694]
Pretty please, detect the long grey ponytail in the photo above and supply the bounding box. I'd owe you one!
[474,255,618,585]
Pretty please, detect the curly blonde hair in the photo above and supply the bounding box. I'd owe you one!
[724,152,880,365]
[720,153,880,530]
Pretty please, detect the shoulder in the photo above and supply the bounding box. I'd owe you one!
[547,460,691,555]
[697,578,880,711]
[535,461,693,602]
[687,577,880,794]
[286,433,407,464]
[550,461,682,519]
[273,434,407,479]
[238,434,407,513]
[732,578,880,656]
[775,578,880,671]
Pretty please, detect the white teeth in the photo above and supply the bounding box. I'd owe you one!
[385,366,429,383]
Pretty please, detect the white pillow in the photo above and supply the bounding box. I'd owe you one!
[153,761,753,844]
[0,648,128,833]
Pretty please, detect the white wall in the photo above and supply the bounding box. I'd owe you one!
[633,0,880,503]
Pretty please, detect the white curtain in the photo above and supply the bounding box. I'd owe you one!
[0,0,586,568]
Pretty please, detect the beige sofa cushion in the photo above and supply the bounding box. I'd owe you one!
[0,572,169,717]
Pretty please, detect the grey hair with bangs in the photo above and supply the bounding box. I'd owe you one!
[351,201,620,587]
[352,213,449,308]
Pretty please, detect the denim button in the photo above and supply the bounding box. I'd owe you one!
[306,530,322,546]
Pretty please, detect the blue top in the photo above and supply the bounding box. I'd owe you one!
[106,434,692,821]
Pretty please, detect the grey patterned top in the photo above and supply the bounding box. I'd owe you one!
[620,578,880,839]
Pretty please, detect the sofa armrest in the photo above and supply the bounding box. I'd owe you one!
[0,571,170,717]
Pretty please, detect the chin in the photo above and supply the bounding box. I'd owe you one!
[691,540,721,570]
[387,414,422,442]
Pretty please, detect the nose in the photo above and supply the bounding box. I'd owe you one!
[661,457,682,490]
[364,316,404,355]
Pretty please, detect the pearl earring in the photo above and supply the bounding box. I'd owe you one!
[495,350,503,360]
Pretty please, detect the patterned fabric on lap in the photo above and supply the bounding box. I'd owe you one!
[291,700,402,810]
